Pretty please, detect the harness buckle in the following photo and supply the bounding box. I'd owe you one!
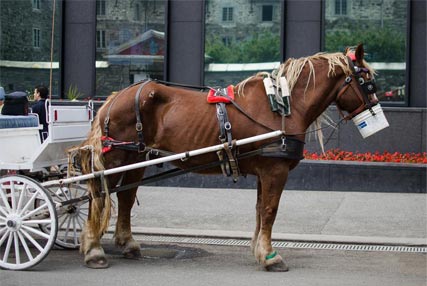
[345,76,352,84]
[135,122,143,131]
[281,136,287,151]
[224,122,231,131]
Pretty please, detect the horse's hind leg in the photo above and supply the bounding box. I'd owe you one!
[251,179,262,254]
[254,166,289,272]
[114,168,145,259]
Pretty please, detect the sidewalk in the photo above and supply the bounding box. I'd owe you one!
[111,187,427,246]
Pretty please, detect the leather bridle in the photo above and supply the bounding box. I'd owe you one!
[336,56,378,120]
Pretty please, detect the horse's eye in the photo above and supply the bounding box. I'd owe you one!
[358,77,365,85]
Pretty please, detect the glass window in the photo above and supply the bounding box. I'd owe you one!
[324,0,408,104]
[33,0,41,10]
[334,0,347,15]
[33,28,41,48]
[222,7,234,22]
[96,30,106,49]
[205,0,282,87]
[95,0,166,97]
[0,0,61,96]
[262,5,273,22]
[96,0,106,16]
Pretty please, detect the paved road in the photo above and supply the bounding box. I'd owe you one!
[2,241,426,286]
[2,187,426,285]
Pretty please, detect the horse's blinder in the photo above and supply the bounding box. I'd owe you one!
[335,57,378,120]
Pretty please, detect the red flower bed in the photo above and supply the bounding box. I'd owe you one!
[303,149,427,164]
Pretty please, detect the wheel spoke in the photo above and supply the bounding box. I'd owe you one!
[0,185,12,213]
[73,216,78,245]
[58,215,68,230]
[13,232,21,265]
[21,202,48,221]
[76,213,85,230]
[0,229,11,247]
[20,228,44,252]
[2,232,13,263]
[21,224,51,240]
[0,206,8,217]
[18,189,40,217]
[16,183,27,212]
[63,215,73,241]
[22,219,53,225]
[17,231,34,261]
[10,181,16,211]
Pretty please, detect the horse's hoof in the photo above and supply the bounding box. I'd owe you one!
[84,248,109,269]
[265,261,289,272]
[122,240,141,259]
[123,248,142,259]
[85,257,109,269]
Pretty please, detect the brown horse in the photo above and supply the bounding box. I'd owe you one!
[77,44,378,271]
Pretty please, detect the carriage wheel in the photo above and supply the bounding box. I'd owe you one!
[40,183,88,249]
[0,175,57,270]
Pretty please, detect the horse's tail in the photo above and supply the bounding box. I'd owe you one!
[77,109,112,254]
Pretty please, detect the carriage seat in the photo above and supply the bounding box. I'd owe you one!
[0,114,40,129]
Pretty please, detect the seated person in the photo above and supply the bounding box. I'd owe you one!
[31,85,49,141]
[0,87,5,113]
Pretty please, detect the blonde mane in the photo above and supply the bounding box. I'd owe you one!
[237,52,373,152]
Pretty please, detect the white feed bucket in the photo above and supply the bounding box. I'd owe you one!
[352,104,389,138]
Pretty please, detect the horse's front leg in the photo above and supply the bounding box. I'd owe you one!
[254,166,289,272]
[81,196,109,269]
[114,169,145,259]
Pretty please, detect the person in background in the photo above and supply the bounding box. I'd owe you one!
[0,87,5,113]
[32,85,49,141]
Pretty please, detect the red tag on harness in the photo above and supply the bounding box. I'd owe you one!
[101,135,113,154]
[207,85,235,103]
[347,52,356,62]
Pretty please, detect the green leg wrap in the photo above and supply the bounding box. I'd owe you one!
[265,250,278,260]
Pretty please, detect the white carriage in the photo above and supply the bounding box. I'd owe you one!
[0,100,94,269]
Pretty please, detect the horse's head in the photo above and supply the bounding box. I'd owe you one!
[335,44,379,120]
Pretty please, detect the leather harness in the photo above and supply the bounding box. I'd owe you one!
[100,79,305,182]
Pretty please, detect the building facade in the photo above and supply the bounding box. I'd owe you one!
[0,0,425,153]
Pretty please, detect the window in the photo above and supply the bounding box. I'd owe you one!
[96,0,106,16]
[33,28,40,48]
[1,1,61,96]
[135,3,141,21]
[95,0,165,97]
[262,5,273,22]
[324,0,408,104]
[205,0,281,86]
[222,36,232,46]
[222,7,233,22]
[335,0,347,15]
[33,0,40,10]
[96,30,106,49]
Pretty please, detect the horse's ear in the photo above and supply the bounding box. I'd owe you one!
[355,44,365,65]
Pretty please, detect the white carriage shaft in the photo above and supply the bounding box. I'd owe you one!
[42,130,284,188]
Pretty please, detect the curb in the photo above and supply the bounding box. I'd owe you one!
[109,226,427,247]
